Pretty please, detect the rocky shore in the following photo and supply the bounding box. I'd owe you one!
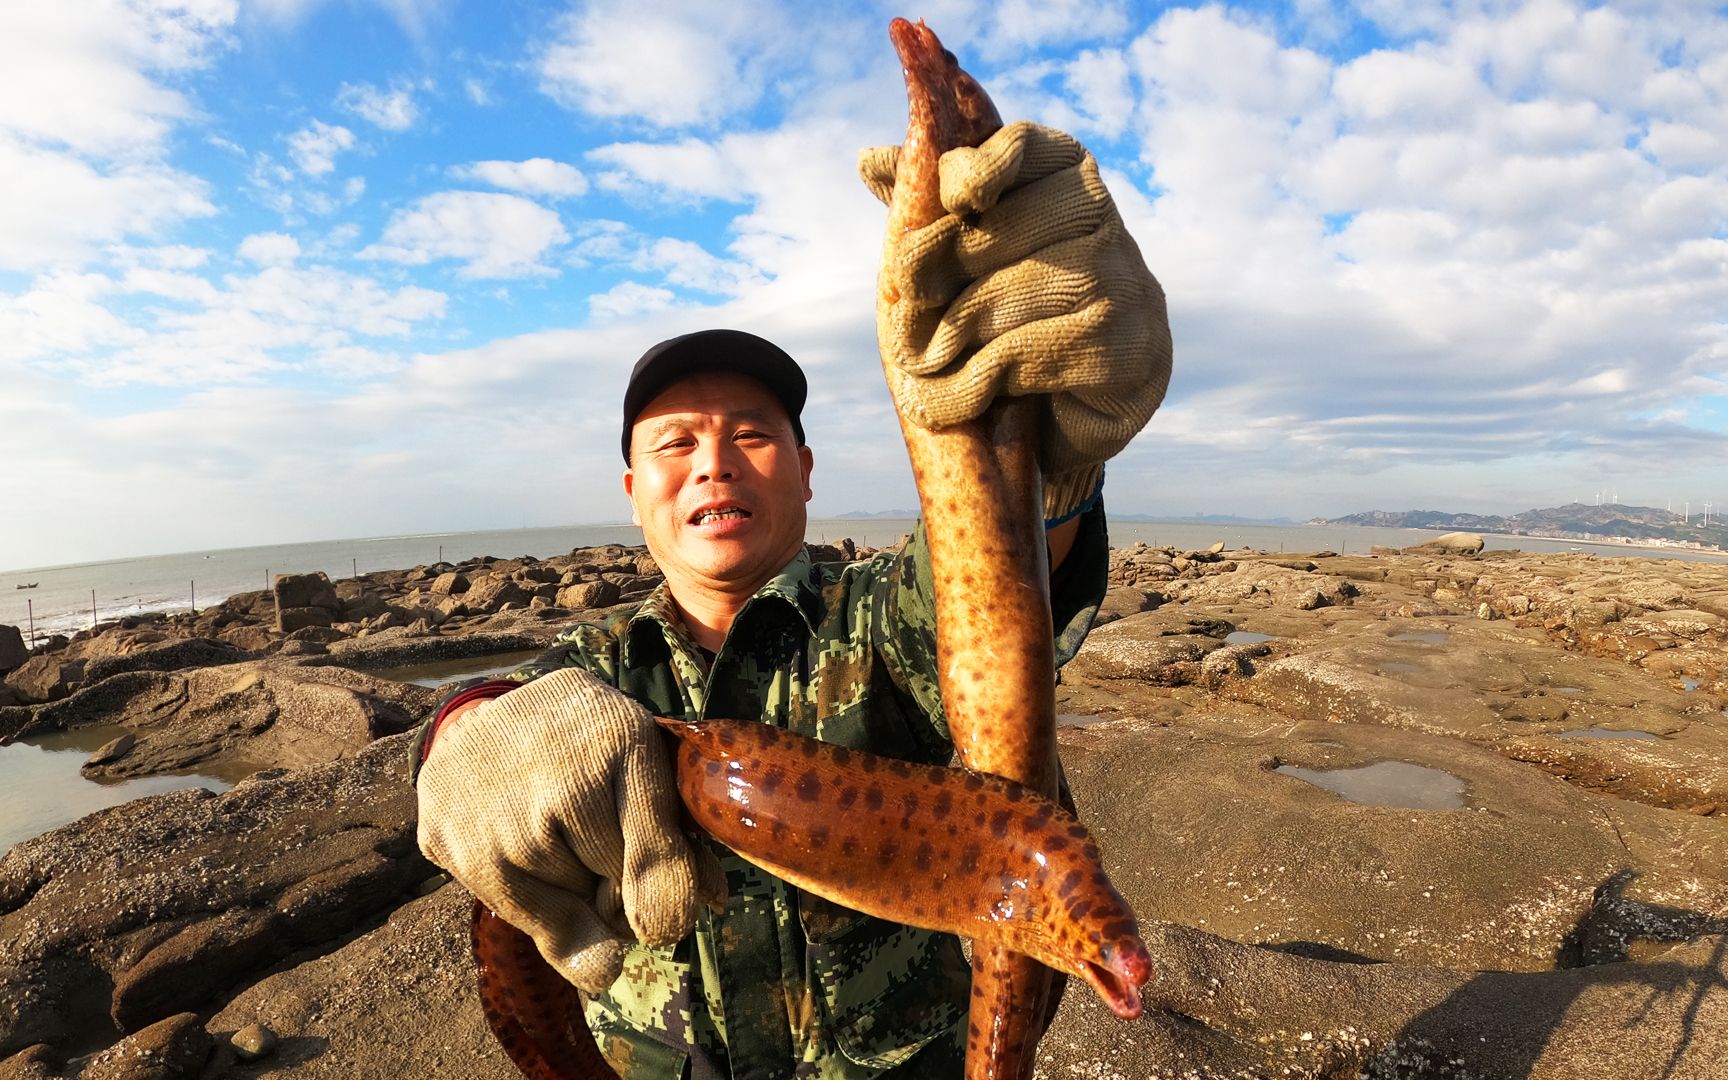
[1,536,1724,1079]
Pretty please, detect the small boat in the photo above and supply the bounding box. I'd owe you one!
[15,583,37,589]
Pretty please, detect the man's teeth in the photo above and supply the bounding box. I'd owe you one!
[694,508,748,525]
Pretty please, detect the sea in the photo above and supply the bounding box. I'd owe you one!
[5,517,1725,643]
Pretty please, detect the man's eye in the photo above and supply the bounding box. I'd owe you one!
[736,429,769,441]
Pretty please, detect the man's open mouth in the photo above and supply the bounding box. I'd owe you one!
[690,506,751,526]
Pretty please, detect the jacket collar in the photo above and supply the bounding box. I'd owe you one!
[622,546,823,667]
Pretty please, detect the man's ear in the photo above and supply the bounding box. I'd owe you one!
[623,468,641,526]
[799,445,814,501]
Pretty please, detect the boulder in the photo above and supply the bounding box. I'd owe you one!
[2,655,85,704]
[427,572,469,596]
[554,580,621,611]
[1093,586,1159,626]
[272,572,339,614]
[0,626,26,676]
[462,577,530,613]
[339,592,388,622]
[83,732,136,768]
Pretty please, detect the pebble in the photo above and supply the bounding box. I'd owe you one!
[231,1022,278,1061]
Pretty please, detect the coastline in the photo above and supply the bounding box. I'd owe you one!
[7,518,1725,643]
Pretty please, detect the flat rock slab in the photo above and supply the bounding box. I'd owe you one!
[1040,922,1728,1080]
[1215,614,1728,810]
[0,734,431,1060]
[4,661,435,779]
[1057,714,1728,973]
[200,884,516,1079]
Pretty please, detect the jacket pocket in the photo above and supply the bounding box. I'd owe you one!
[799,895,969,1070]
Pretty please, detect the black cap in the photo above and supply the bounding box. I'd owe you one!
[621,329,808,462]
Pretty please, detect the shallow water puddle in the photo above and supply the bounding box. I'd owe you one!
[0,724,244,856]
[370,649,544,688]
[1379,660,1424,674]
[1551,686,1586,695]
[1389,630,1449,645]
[1681,678,1701,692]
[1559,727,1663,741]
[1057,713,1111,728]
[1275,760,1467,810]
[1224,631,1275,644]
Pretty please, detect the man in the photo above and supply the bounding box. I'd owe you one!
[416,122,1171,1078]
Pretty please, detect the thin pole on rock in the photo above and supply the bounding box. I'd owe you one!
[26,598,34,650]
[190,580,196,615]
[352,557,358,579]
[91,589,97,630]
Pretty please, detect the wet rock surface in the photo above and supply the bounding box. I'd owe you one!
[0,538,1724,1078]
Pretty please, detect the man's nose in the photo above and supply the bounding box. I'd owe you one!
[692,438,740,482]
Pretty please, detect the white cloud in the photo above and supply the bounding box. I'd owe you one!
[975,0,1132,59]
[535,1,780,127]
[310,344,405,378]
[337,80,420,131]
[0,0,234,156]
[109,244,212,271]
[0,272,136,364]
[286,120,355,176]
[1642,121,1725,172]
[118,267,220,303]
[5,260,444,388]
[589,281,676,320]
[0,3,230,271]
[1334,49,1485,128]
[572,224,764,296]
[464,77,493,106]
[451,158,589,199]
[0,135,215,270]
[238,232,301,266]
[587,139,748,202]
[361,191,570,278]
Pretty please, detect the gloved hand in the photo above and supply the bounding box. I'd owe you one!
[859,121,1173,522]
[416,667,720,993]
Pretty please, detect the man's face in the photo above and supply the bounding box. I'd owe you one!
[624,370,814,599]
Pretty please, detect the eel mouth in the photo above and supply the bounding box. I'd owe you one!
[1079,944,1153,1020]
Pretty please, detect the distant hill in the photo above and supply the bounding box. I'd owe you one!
[1318,502,1727,551]
[831,509,919,519]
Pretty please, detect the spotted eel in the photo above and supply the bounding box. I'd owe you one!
[877,17,1144,1078]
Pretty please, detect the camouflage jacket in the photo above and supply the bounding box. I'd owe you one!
[439,508,1106,1079]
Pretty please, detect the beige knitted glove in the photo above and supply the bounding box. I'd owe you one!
[860,121,1173,520]
[416,667,719,993]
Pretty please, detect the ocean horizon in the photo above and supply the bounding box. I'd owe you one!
[5,517,1725,642]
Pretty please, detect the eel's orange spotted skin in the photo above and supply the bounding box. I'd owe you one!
[471,901,604,1080]
[878,17,1145,1079]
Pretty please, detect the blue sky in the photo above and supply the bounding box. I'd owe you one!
[2,0,1725,571]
